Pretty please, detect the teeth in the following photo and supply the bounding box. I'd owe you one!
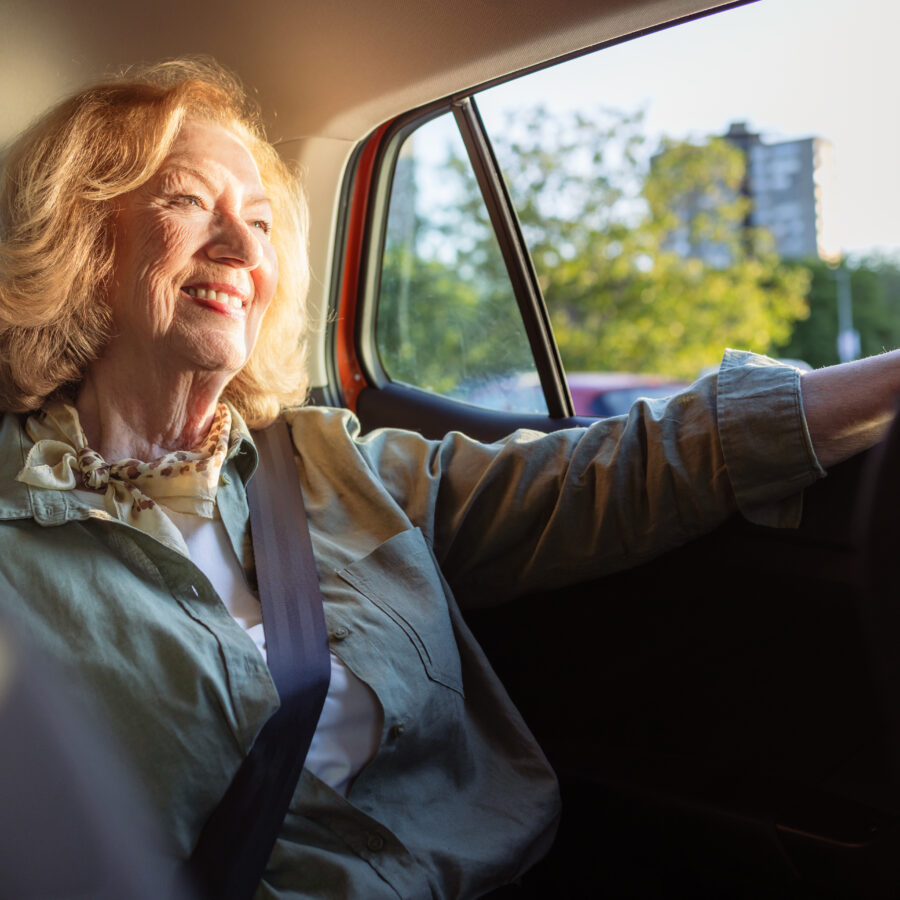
[183,286,244,308]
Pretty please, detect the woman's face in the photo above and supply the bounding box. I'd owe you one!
[104,119,278,383]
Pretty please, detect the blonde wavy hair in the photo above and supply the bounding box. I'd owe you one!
[0,57,309,427]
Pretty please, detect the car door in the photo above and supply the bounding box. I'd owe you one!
[322,6,900,896]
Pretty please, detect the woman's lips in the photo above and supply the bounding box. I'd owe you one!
[181,284,248,318]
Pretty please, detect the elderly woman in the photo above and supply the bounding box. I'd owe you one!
[0,59,897,899]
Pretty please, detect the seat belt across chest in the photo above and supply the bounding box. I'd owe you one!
[188,419,331,900]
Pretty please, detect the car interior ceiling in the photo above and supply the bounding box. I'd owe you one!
[6,0,900,897]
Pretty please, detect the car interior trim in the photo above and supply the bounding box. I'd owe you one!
[451,97,574,419]
[334,121,393,411]
[355,381,592,443]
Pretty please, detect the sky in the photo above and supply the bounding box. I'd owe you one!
[476,0,900,260]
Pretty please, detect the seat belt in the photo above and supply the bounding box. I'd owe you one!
[188,420,332,900]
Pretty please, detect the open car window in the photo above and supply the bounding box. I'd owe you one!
[365,0,899,421]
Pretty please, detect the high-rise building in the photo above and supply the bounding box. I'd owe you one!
[724,122,838,261]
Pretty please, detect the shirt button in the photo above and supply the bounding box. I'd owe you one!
[367,833,384,852]
[389,723,406,739]
[332,626,349,641]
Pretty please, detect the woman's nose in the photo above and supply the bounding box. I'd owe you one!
[207,214,263,269]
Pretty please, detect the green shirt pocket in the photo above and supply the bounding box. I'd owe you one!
[337,528,464,696]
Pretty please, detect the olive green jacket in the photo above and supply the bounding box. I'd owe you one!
[0,351,823,899]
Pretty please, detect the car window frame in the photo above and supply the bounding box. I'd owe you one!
[324,0,761,430]
[339,96,577,424]
[449,96,572,418]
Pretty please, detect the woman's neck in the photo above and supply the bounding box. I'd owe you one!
[75,362,229,461]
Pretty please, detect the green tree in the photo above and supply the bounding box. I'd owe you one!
[776,257,900,367]
[378,244,535,396]
[377,138,537,398]
[377,105,812,399]
[489,108,810,380]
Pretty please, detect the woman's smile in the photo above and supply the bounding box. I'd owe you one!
[181,282,250,318]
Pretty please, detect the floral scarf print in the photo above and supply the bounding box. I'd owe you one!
[16,400,241,556]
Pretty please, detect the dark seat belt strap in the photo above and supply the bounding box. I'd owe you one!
[188,420,331,900]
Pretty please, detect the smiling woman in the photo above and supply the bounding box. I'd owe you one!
[0,53,897,900]
[0,58,309,427]
[94,120,280,459]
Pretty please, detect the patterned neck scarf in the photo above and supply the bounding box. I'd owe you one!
[16,400,241,556]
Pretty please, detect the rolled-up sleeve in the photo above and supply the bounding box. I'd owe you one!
[717,349,826,528]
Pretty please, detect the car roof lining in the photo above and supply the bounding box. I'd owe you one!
[1,0,746,150]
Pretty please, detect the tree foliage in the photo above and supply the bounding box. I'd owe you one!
[377,105,812,397]
[491,107,810,379]
[776,257,900,367]
[377,139,537,397]
[378,244,536,396]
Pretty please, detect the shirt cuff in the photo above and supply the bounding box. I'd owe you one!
[716,349,826,528]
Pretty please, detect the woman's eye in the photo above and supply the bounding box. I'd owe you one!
[251,220,273,236]
[176,194,203,208]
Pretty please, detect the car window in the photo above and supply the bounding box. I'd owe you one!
[373,0,899,418]
[475,0,899,398]
[375,112,548,415]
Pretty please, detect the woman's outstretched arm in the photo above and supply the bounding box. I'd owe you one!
[802,349,900,469]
